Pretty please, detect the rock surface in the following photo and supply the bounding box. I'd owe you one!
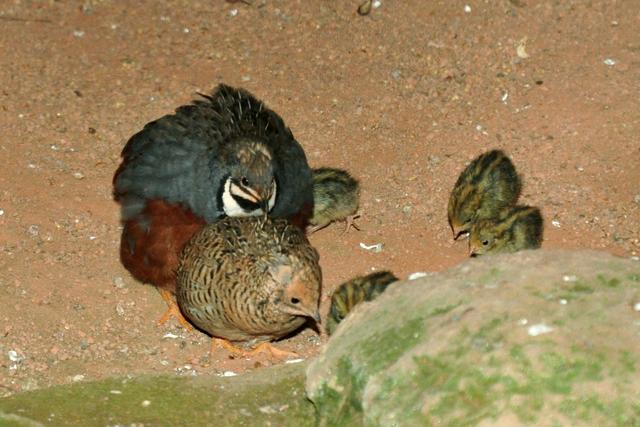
[0,362,314,426]
[306,250,640,426]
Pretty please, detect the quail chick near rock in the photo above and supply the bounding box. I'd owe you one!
[469,205,543,256]
[113,84,313,327]
[308,167,360,234]
[448,149,521,240]
[176,216,321,358]
[326,271,398,336]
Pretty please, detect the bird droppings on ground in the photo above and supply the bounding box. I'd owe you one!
[359,242,384,253]
[527,323,554,337]
[408,272,429,280]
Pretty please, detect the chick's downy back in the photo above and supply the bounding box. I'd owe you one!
[469,205,543,256]
[176,216,321,342]
[326,271,398,335]
[448,149,521,238]
[309,167,360,229]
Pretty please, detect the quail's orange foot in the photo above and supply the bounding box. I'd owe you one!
[211,338,299,359]
[157,289,193,331]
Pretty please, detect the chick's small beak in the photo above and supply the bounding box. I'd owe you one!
[453,226,469,241]
[311,310,321,324]
[468,243,479,257]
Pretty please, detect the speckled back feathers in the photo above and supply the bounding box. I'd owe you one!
[176,216,321,342]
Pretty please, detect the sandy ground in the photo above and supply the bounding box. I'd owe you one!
[0,0,638,395]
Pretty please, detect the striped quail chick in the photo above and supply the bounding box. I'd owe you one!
[469,205,543,256]
[326,271,398,335]
[176,216,321,357]
[448,150,521,240]
[308,167,360,233]
[113,84,313,327]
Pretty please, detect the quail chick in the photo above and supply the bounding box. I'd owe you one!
[113,84,313,326]
[176,216,321,357]
[325,271,398,335]
[308,167,360,234]
[469,205,543,256]
[448,149,521,240]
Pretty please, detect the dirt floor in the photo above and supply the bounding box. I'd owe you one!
[1,0,638,395]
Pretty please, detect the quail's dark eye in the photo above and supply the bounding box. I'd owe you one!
[240,177,249,187]
[482,240,489,246]
[290,297,300,305]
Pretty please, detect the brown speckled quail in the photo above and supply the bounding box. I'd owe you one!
[308,167,360,234]
[448,149,521,240]
[176,216,321,357]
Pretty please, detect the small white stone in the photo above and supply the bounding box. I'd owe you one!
[0,209,4,216]
[359,242,384,253]
[230,9,238,16]
[141,400,151,407]
[160,360,170,366]
[7,350,23,362]
[113,277,127,289]
[562,275,577,282]
[634,302,640,312]
[464,4,471,13]
[551,220,561,228]
[517,318,528,326]
[372,0,382,8]
[559,299,568,305]
[72,374,85,382]
[528,323,553,337]
[222,370,237,377]
[241,75,251,82]
[603,58,616,66]
[285,358,304,364]
[162,332,179,339]
[110,390,122,394]
[183,27,190,33]
[73,30,85,37]
[72,172,85,179]
[408,272,428,281]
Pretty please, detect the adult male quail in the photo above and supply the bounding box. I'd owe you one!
[113,84,313,327]
[176,216,321,357]
[325,271,398,335]
[308,167,360,233]
[469,205,543,256]
[448,149,521,240]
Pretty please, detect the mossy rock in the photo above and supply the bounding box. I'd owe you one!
[0,362,315,426]
[306,250,640,426]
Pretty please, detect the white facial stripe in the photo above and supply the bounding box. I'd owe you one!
[222,179,253,217]
[268,180,277,211]
[230,182,259,203]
